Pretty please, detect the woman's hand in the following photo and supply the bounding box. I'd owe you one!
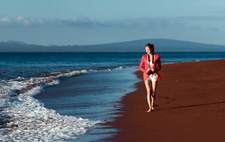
[146,69,150,74]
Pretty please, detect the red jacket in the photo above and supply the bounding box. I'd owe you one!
[139,54,161,81]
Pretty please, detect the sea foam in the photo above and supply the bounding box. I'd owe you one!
[0,93,99,141]
[0,67,125,141]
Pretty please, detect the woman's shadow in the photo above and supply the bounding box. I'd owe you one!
[155,100,225,112]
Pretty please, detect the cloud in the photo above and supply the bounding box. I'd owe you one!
[0,15,184,28]
[16,16,30,25]
[0,16,31,25]
[0,15,223,33]
[173,16,225,21]
[0,17,10,22]
[58,16,97,28]
[0,16,98,28]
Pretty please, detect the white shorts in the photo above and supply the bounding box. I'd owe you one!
[148,73,158,82]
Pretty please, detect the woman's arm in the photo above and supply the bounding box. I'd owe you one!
[139,56,146,73]
[154,56,162,72]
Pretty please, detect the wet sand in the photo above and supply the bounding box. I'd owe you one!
[102,59,225,142]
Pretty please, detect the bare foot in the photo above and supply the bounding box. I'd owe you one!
[151,107,154,110]
[147,108,152,112]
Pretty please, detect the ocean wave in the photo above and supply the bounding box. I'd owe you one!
[0,66,124,141]
[0,66,124,96]
[0,94,100,141]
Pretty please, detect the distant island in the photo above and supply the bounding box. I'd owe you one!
[1,39,225,52]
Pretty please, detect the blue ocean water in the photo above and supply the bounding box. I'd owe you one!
[1,52,225,80]
[0,52,225,141]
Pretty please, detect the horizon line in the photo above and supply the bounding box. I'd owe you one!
[1,38,225,47]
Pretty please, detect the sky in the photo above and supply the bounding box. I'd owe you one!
[0,0,225,45]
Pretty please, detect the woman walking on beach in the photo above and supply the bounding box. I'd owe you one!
[139,43,161,112]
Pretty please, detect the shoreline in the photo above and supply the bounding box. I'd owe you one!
[102,59,225,142]
[33,67,138,142]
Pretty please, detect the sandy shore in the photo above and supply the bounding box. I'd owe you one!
[102,59,225,142]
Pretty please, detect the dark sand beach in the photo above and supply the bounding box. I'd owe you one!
[103,59,225,142]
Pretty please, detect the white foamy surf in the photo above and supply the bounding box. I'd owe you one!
[0,67,124,141]
[0,93,100,141]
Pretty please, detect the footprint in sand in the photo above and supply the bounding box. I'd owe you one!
[159,96,176,104]
[165,99,176,104]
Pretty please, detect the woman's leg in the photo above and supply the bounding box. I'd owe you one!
[144,79,152,112]
[151,81,157,110]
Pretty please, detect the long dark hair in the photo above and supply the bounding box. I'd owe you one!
[145,43,154,53]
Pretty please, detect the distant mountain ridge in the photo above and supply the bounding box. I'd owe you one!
[1,39,225,52]
[6,40,28,45]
